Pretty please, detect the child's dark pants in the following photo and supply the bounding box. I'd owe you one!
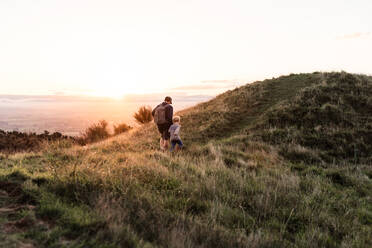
[170,139,183,151]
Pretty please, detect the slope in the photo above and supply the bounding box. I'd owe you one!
[0,72,371,248]
[179,72,372,164]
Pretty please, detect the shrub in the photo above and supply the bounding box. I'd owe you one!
[133,106,153,124]
[81,120,110,143]
[0,129,73,153]
[113,123,132,135]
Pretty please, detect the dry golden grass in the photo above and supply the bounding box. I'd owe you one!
[1,72,371,247]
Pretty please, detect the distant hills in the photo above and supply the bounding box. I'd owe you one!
[0,93,213,135]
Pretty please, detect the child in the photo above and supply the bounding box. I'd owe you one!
[168,116,183,152]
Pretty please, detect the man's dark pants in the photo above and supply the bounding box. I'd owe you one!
[157,123,171,140]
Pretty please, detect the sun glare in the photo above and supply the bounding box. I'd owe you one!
[87,89,125,99]
[88,82,159,100]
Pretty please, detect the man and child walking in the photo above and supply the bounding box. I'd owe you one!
[152,96,183,152]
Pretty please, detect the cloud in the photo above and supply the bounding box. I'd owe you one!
[171,84,236,91]
[171,80,244,91]
[200,80,234,84]
[123,92,213,103]
[0,95,112,103]
[48,88,95,96]
[337,32,371,40]
[52,91,66,96]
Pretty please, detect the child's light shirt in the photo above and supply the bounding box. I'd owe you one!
[168,123,181,141]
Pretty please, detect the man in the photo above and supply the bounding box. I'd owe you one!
[152,96,173,150]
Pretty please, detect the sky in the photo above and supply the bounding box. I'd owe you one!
[1,0,371,98]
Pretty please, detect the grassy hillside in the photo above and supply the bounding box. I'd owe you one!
[180,72,372,163]
[0,72,371,247]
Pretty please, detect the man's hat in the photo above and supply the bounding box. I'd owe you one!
[164,96,172,104]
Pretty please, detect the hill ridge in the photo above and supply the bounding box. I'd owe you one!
[0,71,371,247]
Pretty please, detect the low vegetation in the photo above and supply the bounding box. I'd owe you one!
[114,123,133,135]
[0,130,73,153]
[133,105,153,124]
[0,120,134,152]
[0,72,371,247]
[80,120,111,144]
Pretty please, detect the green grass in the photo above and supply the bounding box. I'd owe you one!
[0,72,371,247]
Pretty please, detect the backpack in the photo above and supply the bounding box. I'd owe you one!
[154,104,167,124]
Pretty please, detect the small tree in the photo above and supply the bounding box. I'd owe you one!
[81,120,110,143]
[133,106,153,124]
[113,123,132,135]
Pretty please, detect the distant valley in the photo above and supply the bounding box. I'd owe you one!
[0,94,212,135]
